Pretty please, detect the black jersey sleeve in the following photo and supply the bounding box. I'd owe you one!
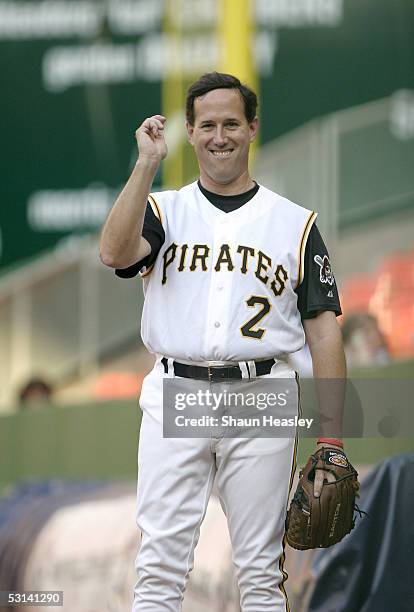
[115,202,165,278]
[295,224,342,319]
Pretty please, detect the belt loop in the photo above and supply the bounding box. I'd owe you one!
[162,357,175,377]
[239,361,250,379]
[248,360,257,380]
[167,358,175,377]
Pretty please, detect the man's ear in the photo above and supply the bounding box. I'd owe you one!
[186,121,194,144]
[249,117,259,142]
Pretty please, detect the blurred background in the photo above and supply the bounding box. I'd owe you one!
[0,1,413,610]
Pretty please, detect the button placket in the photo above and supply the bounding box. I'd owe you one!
[205,218,234,356]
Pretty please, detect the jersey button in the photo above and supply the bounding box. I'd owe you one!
[214,322,221,328]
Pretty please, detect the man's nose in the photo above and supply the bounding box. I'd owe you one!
[213,127,228,146]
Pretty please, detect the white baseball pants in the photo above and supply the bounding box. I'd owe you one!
[133,358,297,612]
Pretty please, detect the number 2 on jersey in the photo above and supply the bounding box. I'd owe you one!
[240,295,272,339]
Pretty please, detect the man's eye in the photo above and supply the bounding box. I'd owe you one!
[201,124,214,129]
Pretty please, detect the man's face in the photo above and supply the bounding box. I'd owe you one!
[186,88,258,187]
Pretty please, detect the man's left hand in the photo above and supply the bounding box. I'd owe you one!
[313,442,343,497]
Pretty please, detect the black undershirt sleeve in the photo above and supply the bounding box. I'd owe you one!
[296,224,342,319]
[115,203,165,278]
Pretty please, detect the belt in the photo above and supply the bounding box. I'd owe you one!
[161,357,276,381]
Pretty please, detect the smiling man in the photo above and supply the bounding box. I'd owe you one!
[186,85,257,192]
[100,72,348,612]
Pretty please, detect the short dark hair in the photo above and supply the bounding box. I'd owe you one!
[186,72,258,125]
[18,377,52,405]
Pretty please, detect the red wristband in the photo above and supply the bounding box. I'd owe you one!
[317,437,344,448]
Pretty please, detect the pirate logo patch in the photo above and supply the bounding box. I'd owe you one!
[314,255,334,286]
[327,452,348,468]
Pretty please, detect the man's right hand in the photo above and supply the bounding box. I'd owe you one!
[99,115,167,269]
[135,115,168,163]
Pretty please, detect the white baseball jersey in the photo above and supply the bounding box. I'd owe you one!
[139,181,316,362]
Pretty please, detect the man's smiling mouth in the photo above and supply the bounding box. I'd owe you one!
[209,149,234,157]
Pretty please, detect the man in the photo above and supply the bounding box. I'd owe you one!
[100,72,346,612]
